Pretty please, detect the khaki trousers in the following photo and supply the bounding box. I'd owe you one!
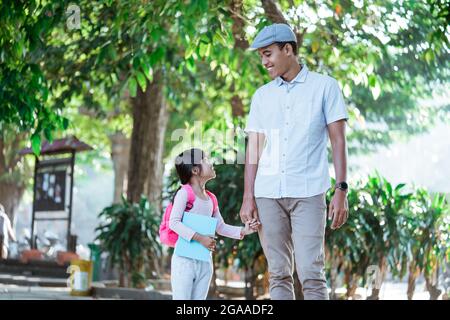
[256,193,329,300]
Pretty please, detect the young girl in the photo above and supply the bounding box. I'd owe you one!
[169,148,259,300]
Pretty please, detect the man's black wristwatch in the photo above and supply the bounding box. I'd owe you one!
[335,181,348,192]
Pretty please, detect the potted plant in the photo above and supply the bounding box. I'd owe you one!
[95,196,162,288]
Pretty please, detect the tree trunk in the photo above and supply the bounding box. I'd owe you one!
[343,270,350,298]
[367,257,387,300]
[0,181,25,224]
[135,256,146,289]
[208,261,218,299]
[230,91,245,118]
[230,0,249,50]
[346,281,359,299]
[229,0,248,119]
[124,252,132,288]
[119,255,127,287]
[127,69,168,210]
[145,98,168,215]
[0,134,27,224]
[329,255,341,300]
[407,264,420,300]
[263,270,270,296]
[261,0,306,47]
[344,271,359,299]
[244,267,256,300]
[425,269,441,300]
[119,270,126,287]
[146,249,162,280]
[109,132,130,203]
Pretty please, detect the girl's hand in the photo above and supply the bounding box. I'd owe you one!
[240,219,260,237]
[194,233,216,251]
[249,218,261,231]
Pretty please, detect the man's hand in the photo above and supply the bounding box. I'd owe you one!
[328,189,348,229]
[239,196,259,225]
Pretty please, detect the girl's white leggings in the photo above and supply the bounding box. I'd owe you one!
[171,254,213,300]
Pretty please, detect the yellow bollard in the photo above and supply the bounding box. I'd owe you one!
[67,259,93,296]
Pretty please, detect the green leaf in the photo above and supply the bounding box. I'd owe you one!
[136,72,147,91]
[41,87,49,101]
[97,47,107,65]
[107,44,117,60]
[31,133,41,156]
[150,28,162,42]
[44,127,52,142]
[132,57,141,70]
[128,77,137,97]
[199,42,210,57]
[62,117,69,130]
[368,74,377,88]
[343,83,352,98]
[141,61,153,82]
[150,47,165,65]
[185,44,196,59]
[198,0,208,12]
[424,49,434,63]
[371,82,381,100]
[311,40,319,53]
[186,56,196,72]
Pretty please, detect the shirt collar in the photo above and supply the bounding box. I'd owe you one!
[276,64,309,87]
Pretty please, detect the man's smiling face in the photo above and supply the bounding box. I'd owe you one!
[258,43,290,79]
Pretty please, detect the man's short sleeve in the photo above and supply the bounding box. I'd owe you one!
[323,78,349,125]
[244,90,265,134]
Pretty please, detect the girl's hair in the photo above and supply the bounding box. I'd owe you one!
[175,148,205,184]
[172,148,205,202]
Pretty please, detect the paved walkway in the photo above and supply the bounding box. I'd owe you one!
[0,273,444,300]
[0,284,96,300]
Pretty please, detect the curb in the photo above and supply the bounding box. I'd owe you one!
[0,273,67,287]
[91,285,172,300]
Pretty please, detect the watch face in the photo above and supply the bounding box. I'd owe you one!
[338,182,348,189]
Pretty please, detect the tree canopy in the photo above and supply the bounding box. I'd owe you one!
[1,0,448,153]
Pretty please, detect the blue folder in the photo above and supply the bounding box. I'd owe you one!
[174,212,218,262]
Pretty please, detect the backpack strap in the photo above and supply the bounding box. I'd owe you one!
[205,190,218,216]
[181,184,196,211]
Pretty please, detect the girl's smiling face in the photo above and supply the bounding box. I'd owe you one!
[199,156,216,180]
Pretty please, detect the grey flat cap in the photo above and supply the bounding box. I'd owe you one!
[250,23,297,50]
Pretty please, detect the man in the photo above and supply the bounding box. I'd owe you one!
[239,23,349,300]
[0,203,16,259]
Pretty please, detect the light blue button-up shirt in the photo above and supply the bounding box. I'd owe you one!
[244,64,348,198]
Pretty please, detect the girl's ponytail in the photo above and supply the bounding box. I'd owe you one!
[171,186,182,203]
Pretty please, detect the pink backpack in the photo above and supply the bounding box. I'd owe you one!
[159,184,218,247]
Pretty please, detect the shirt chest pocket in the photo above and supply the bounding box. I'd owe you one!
[291,97,313,127]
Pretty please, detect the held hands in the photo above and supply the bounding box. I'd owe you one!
[239,196,261,238]
[240,219,260,237]
[193,219,260,252]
